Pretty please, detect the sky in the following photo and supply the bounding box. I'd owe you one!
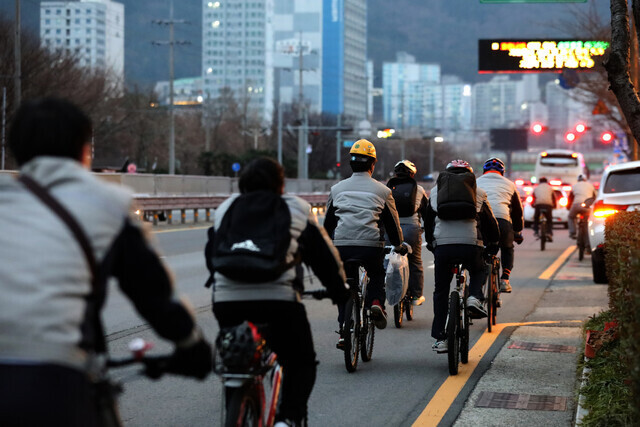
[0,0,611,89]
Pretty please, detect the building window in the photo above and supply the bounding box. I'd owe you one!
[87,19,91,24]
[56,9,61,15]
[45,9,51,15]
[45,19,51,24]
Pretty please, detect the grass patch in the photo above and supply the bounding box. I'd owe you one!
[578,310,634,426]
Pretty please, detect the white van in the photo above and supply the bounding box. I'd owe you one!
[533,149,589,185]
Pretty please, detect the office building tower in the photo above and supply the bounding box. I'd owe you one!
[472,76,528,130]
[40,0,124,84]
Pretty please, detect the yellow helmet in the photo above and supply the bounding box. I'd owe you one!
[350,139,377,160]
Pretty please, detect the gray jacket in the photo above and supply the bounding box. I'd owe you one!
[324,172,403,248]
[206,194,346,303]
[477,172,524,232]
[0,158,196,371]
[425,184,500,248]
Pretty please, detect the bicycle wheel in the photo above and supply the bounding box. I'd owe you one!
[577,222,586,261]
[491,268,498,326]
[224,385,260,427]
[447,291,460,375]
[394,299,403,328]
[460,290,470,364]
[540,221,546,251]
[405,297,414,320]
[361,308,375,362]
[342,295,360,373]
[486,273,493,333]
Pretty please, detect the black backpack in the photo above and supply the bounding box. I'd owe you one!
[436,170,477,220]
[387,176,418,217]
[211,191,295,283]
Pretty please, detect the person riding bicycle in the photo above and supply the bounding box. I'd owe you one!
[567,174,597,240]
[424,160,500,353]
[476,158,524,293]
[324,139,407,340]
[386,160,429,306]
[205,157,349,427]
[0,98,212,426]
[532,177,557,242]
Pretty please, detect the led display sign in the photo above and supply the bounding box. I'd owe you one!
[478,39,609,73]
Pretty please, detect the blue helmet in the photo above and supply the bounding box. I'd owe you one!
[483,157,505,175]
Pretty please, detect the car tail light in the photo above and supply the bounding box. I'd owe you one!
[515,179,524,186]
[562,185,572,192]
[592,200,628,218]
[550,179,562,186]
[559,197,568,207]
[525,195,533,205]
[523,186,533,194]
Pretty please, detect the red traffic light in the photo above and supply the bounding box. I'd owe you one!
[601,131,614,143]
[336,162,341,168]
[565,131,577,143]
[575,123,587,133]
[530,122,546,135]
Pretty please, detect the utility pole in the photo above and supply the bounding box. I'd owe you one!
[277,105,283,164]
[14,0,21,110]
[2,87,6,170]
[204,91,211,152]
[400,88,406,160]
[152,0,189,174]
[336,114,342,179]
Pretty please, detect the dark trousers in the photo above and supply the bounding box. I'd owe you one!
[336,245,386,325]
[0,364,99,427]
[497,218,514,279]
[533,204,554,236]
[400,223,425,298]
[432,244,485,340]
[213,300,317,424]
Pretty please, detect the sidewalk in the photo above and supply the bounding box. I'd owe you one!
[453,249,608,426]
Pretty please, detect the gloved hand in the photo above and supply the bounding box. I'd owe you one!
[426,242,434,253]
[514,232,524,245]
[486,243,499,257]
[394,242,410,256]
[168,338,213,380]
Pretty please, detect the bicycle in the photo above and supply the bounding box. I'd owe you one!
[214,289,329,427]
[483,254,501,332]
[536,207,551,251]
[576,198,594,261]
[446,262,470,375]
[341,259,375,372]
[393,292,414,328]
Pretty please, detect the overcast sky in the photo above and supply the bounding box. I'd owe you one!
[1,0,611,89]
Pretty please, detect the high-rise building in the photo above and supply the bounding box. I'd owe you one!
[321,0,368,121]
[202,0,274,124]
[472,76,528,130]
[40,0,124,84]
[382,52,441,130]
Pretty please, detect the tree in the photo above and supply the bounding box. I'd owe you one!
[604,0,640,157]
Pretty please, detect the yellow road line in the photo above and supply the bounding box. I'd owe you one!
[153,225,210,234]
[538,246,575,280]
[412,319,582,427]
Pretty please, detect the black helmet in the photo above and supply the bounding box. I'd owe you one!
[539,177,548,183]
[215,321,265,371]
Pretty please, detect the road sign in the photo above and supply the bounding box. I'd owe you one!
[343,140,356,148]
[592,99,610,115]
[231,162,241,173]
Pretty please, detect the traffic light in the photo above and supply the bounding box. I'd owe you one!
[530,122,547,135]
[600,131,614,143]
[377,128,396,139]
[565,131,577,143]
[575,123,587,133]
[336,162,341,168]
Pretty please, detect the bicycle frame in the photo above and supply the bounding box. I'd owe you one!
[447,263,470,375]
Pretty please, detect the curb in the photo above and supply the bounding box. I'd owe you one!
[574,357,590,426]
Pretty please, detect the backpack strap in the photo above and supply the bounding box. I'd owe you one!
[18,175,106,353]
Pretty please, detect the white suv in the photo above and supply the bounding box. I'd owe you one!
[588,160,640,283]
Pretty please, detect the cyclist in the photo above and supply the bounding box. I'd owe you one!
[205,157,349,427]
[568,174,597,239]
[476,158,524,293]
[0,98,212,426]
[386,160,429,306]
[425,160,500,353]
[532,177,557,242]
[324,139,407,341]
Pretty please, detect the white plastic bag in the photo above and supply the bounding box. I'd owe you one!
[385,252,409,306]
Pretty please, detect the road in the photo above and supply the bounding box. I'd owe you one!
[103,222,582,426]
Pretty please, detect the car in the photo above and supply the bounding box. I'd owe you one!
[588,160,640,284]
[523,186,570,228]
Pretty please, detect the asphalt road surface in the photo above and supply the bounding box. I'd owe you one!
[103,222,578,426]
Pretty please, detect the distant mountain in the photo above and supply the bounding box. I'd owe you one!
[2,0,609,89]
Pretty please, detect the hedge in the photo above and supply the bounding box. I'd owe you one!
[604,210,640,417]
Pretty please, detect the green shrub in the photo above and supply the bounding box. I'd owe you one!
[604,211,640,417]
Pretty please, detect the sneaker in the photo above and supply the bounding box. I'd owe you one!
[499,279,512,293]
[432,339,448,353]
[336,329,345,351]
[370,300,388,329]
[547,235,553,242]
[411,295,426,306]
[467,296,488,319]
[569,233,577,240]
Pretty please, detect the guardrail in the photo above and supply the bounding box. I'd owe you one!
[134,193,329,225]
